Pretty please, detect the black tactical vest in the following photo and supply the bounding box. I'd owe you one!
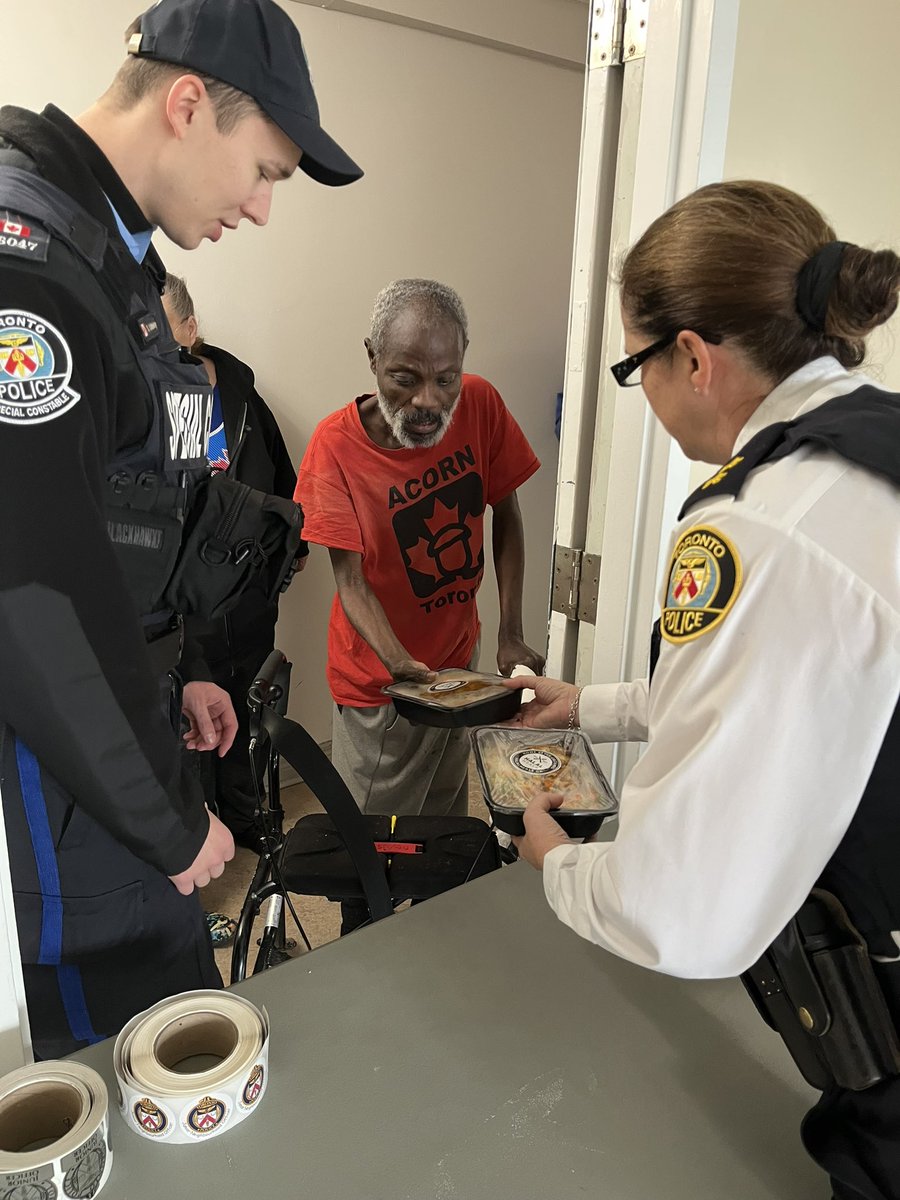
[0,164,213,622]
[654,387,900,955]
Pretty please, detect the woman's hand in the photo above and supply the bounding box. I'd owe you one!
[502,675,580,729]
[512,795,576,868]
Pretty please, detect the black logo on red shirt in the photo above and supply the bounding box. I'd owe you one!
[392,474,485,599]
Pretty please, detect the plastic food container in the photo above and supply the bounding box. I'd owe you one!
[471,726,618,837]
[383,669,521,728]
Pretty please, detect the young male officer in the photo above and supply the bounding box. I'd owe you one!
[0,0,362,1058]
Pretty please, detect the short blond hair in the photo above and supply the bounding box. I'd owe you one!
[109,14,262,133]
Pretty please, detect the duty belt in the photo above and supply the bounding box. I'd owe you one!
[743,889,900,1091]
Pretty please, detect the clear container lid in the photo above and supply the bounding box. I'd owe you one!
[471,726,618,814]
[383,669,511,712]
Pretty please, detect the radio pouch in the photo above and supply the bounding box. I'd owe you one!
[743,889,900,1091]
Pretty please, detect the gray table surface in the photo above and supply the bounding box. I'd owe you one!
[76,863,826,1199]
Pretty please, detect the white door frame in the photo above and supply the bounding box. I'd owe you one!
[547,0,740,788]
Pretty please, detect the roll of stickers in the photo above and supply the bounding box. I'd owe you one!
[0,1060,112,1199]
[114,990,269,1144]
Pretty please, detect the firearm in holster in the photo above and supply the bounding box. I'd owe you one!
[742,889,900,1091]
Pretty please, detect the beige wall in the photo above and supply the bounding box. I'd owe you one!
[291,0,588,65]
[689,0,900,489]
[11,0,586,742]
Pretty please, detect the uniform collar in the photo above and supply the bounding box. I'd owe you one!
[41,105,152,239]
[732,357,866,455]
[106,198,153,264]
[0,105,152,243]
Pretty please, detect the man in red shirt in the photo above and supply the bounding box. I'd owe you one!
[296,278,544,819]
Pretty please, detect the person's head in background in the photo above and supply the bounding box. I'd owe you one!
[616,180,900,464]
[78,0,362,250]
[162,273,201,354]
[365,279,470,451]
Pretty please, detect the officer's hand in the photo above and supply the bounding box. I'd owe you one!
[501,676,580,729]
[169,810,235,896]
[182,682,239,756]
[388,658,437,684]
[496,635,546,678]
[512,795,575,869]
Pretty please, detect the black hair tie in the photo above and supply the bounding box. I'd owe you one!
[796,241,850,332]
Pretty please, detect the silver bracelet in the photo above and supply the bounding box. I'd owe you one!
[567,687,583,730]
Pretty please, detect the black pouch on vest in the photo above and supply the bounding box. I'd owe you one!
[743,890,900,1091]
[164,472,303,620]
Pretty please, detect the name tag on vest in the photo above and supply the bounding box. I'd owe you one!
[160,384,213,466]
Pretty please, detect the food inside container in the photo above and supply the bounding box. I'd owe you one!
[383,669,521,727]
[471,726,618,836]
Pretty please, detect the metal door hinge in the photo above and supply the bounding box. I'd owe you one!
[623,0,649,62]
[588,0,624,69]
[589,0,647,69]
[552,546,602,623]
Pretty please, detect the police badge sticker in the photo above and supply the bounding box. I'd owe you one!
[240,1065,265,1109]
[132,1097,170,1138]
[60,1128,107,1200]
[0,310,80,426]
[185,1096,227,1137]
[661,526,742,644]
[0,1182,57,1200]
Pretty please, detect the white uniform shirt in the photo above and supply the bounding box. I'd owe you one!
[542,358,900,978]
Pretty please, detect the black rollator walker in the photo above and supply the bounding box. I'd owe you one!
[231,650,501,982]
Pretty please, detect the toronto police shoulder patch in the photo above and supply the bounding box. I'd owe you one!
[661,525,742,644]
[0,308,80,425]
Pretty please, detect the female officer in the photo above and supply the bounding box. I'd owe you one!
[509,181,900,1200]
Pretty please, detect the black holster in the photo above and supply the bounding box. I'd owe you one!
[742,889,900,1091]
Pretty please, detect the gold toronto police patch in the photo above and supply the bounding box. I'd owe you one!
[661,525,742,644]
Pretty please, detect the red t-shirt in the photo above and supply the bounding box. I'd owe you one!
[296,374,540,706]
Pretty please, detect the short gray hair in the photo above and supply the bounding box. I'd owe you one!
[369,279,468,357]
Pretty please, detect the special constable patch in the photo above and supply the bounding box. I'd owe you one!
[0,309,80,425]
[661,525,742,644]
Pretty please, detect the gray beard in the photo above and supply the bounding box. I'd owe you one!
[376,391,458,450]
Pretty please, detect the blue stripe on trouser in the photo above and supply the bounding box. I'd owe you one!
[14,738,63,966]
[56,965,102,1045]
[14,738,101,1044]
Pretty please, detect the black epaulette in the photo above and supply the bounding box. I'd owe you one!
[681,386,900,519]
[0,164,107,270]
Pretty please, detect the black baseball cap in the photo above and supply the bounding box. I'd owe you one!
[129,0,363,186]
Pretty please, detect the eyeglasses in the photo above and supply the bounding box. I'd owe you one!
[610,330,722,387]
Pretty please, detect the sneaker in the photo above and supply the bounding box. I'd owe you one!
[205,911,237,947]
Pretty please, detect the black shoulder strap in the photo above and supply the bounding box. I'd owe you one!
[681,387,900,519]
[259,706,395,922]
[0,164,168,347]
[0,165,107,270]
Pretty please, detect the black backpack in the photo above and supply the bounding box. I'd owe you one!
[165,471,304,621]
